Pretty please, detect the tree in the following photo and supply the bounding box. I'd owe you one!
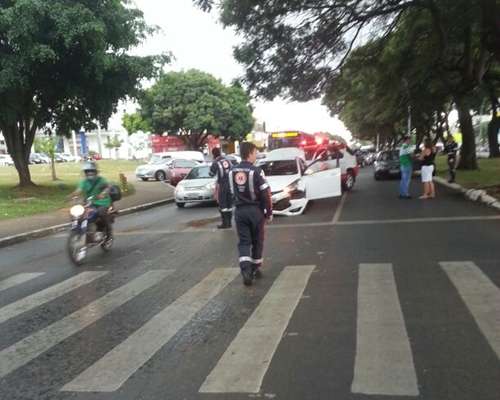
[198,0,498,169]
[0,0,167,186]
[122,112,152,135]
[136,70,254,149]
[105,136,123,159]
[34,136,58,181]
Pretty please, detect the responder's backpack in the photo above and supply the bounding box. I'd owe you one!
[109,184,122,202]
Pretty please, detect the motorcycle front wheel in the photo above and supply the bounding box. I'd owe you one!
[67,231,87,266]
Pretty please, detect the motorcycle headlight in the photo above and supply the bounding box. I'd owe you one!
[70,205,85,218]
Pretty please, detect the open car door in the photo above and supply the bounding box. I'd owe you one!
[302,166,342,200]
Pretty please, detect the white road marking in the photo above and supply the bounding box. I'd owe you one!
[332,193,347,223]
[440,261,500,358]
[0,270,172,378]
[335,215,500,226]
[351,263,419,396]
[200,265,315,394]
[62,268,239,392]
[0,271,108,324]
[0,273,45,293]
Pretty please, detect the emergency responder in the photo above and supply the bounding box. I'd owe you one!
[229,142,273,286]
[444,136,459,183]
[209,147,233,229]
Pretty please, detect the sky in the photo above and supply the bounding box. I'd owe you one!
[109,0,351,141]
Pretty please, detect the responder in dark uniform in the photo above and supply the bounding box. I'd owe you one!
[210,147,233,229]
[229,142,272,286]
[444,136,459,183]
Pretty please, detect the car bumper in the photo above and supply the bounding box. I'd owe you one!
[136,172,155,179]
[271,192,308,216]
[175,190,214,204]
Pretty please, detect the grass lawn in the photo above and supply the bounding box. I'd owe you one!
[0,160,140,220]
[435,156,500,194]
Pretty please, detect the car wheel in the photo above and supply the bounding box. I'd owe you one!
[343,172,355,191]
[155,170,166,181]
[176,202,185,208]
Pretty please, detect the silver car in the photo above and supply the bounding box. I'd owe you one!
[174,165,216,208]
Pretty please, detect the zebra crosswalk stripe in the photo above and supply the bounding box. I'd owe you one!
[0,271,108,325]
[199,265,315,394]
[0,270,173,378]
[0,273,45,293]
[351,263,419,396]
[440,261,500,359]
[62,268,239,392]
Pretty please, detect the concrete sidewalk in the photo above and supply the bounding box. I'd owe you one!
[0,177,174,240]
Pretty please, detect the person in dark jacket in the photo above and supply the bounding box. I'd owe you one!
[229,142,273,286]
[210,147,233,229]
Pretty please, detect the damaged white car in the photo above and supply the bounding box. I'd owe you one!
[258,148,342,216]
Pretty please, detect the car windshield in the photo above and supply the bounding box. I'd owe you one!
[186,166,211,179]
[378,151,399,161]
[260,160,298,176]
[150,155,171,164]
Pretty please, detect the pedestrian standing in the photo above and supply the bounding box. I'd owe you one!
[419,139,437,199]
[398,135,413,199]
[230,142,273,286]
[444,136,459,183]
[210,147,233,229]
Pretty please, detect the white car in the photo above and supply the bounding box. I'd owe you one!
[258,148,342,216]
[0,154,14,166]
[136,151,205,181]
[174,165,216,208]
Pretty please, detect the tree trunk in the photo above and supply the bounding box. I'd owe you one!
[51,155,57,181]
[487,100,500,158]
[455,96,478,170]
[1,124,36,187]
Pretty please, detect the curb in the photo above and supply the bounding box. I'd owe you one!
[0,197,175,249]
[434,176,500,212]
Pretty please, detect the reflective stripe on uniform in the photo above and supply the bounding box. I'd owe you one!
[259,183,269,191]
[217,161,224,180]
[249,170,256,201]
[220,208,232,212]
[228,171,235,195]
[239,256,253,263]
[251,258,263,265]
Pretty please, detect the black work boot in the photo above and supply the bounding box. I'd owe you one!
[217,212,232,229]
[253,266,263,279]
[241,267,253,286]
[217,212,226,229]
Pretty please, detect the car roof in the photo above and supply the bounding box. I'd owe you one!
[266,147,305,161]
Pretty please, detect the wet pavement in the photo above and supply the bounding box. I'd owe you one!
[0,168,499,400]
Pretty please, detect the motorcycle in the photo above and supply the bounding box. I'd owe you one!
[67,197,116,265]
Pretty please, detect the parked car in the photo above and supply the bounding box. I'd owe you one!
[54,153,66,163]
[135,151,205,181]
[29,153,49,164]
[0,154,14,166]
[258,147,342,216]
[174,165,216,208]
[56,153,80,162]
[167,159,200,186]
[374,150,401,180]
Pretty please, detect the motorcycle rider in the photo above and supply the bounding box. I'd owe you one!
[72,161,113,244]
[210,147,233,229]
[229,142,272,286]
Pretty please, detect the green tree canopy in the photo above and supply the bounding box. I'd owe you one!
[136,70,254,149]
[198,0,498,168]
[0,0,167,186]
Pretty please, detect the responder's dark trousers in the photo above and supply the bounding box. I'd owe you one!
[235,205,265,273]
[447,157,456,182]
[217,184,233,226]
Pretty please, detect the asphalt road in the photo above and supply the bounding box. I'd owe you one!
[0,168,499,400]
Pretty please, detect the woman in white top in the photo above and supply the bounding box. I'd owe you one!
[418,139,436,199]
